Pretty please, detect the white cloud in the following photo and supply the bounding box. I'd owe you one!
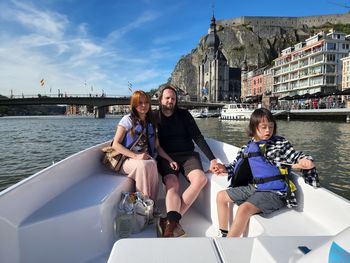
[7,0,68,37]
[106,10,159,42]
[0,2,176,97]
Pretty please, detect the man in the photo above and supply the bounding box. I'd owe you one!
[155,84,218,237]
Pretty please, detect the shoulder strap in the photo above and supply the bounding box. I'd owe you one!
[240,152,262,158]
[145,123,153,156]
[110,129,143,149]
[128,132,143,150]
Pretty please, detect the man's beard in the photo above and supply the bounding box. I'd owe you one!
[161,103,175,111]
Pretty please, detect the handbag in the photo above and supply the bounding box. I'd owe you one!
[102,133,143,172]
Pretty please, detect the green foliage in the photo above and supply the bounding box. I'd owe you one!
[146,88,158,97]
[232,45,245,51]
[0,106,8,115]
[313,23,350,34]
[217,25,224,31]
[241,23,253,31]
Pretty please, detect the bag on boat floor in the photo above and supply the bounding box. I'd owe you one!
[115,192,154,237]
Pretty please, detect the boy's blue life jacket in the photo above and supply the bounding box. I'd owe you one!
[229,140,289,192]
[122,121,156,157]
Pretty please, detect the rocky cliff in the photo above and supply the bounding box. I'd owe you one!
[168,20,348,94]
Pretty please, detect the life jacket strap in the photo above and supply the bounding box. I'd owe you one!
[252,174,284,184]
[241,152,262,159]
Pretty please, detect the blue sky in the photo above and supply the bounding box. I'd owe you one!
[0,0,348,97]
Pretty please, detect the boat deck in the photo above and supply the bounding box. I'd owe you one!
[1,139,350,263]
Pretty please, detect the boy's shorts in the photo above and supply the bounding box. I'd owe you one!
[226,185,286,216]
[156,151,203,182]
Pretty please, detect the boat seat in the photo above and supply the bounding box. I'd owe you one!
[208,171,334,237]
[214,235,331,263]
[107,235,333,263]
[108,237,222,263]
[21,170,133,225]
[16,167,135,263]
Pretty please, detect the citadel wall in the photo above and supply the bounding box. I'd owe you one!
[217,13,350,29]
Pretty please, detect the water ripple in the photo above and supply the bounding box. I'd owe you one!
[1,116,349,201]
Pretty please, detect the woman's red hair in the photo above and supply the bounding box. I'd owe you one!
[129,91,155,136]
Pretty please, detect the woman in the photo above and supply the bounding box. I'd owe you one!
[112,90,178,201]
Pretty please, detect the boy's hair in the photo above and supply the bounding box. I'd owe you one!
[247,108,277,137]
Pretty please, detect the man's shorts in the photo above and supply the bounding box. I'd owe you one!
[226,185,286,216]
[156,151,203,182]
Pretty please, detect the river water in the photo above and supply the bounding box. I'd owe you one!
[0,115,349,200]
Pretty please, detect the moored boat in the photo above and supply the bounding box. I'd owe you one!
[190,108,220,118]
[0,139,349,262]
[189,108,206,118]
[220,103,256,120]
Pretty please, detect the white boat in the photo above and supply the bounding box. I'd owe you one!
[190,108,221,118]
[189,108,205,118]
[220,103,256,120]
[1,139,350,263]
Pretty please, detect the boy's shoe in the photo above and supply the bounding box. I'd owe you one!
[217,232,227,237]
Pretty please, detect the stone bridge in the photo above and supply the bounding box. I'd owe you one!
[0,96,224,118]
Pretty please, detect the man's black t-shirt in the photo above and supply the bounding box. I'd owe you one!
[155,108,215,161]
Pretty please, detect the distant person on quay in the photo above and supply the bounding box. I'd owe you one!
[155,84,218,237]
[112,90,178,202]
[213,108,319,237]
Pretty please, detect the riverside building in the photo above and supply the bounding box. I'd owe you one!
[341,54,350,89]
[241,65,273,108]
[272,29,350,98]
[197,15,241,102]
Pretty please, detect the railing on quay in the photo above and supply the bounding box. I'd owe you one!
[2,94,127,99]
[271,101,347,111]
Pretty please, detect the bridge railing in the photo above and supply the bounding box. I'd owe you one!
[1,94,128,99]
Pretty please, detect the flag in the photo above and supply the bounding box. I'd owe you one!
[128,81,133,92]
[40,79,45,87]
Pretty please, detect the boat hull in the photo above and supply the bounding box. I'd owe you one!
[220,103,255,120]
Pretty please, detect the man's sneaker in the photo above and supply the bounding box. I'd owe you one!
[173,223,187,237]
[156,217,167,237]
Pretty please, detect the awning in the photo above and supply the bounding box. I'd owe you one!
[340,88,350,95]
[279,95,292,100]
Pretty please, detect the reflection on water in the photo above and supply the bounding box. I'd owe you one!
[0,116,117,190]
[0,116,349,200]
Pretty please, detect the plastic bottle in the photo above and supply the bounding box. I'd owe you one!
[115,192,134,238]
[132,192,147,233]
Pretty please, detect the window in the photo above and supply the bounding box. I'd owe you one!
[327,43,336,50]
[326,76,335,84]
[327,54,336,61]
[326,64,336,73]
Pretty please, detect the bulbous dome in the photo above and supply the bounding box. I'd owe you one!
[205,15,219,49]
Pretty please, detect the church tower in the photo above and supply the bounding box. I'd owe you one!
[197,15,230,102]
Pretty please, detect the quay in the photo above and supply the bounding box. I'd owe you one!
[273,108,350,122]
